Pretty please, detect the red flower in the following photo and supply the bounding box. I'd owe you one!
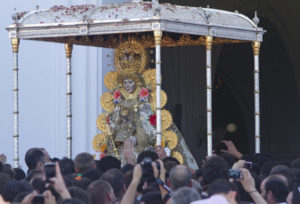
[113,90,121,100]
[149,114,156,126]
[139,88,149,98]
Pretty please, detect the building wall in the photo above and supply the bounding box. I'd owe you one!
[0,0,126,169]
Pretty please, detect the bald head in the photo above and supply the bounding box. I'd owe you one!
[169,165,192,191]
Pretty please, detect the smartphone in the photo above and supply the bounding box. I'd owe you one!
[244,161,253,169]
[45,162,56,183]
[229,169,242,180]
[32,194,44,204]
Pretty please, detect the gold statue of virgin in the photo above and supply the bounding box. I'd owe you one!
[93,39,198,169]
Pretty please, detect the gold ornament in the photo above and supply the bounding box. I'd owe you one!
[171,151,183,164]
[100,92,114,113]
[163,131,178,150]
[120,87,140,100]
[162,109,172,130]
[142,69,160,90]
[150,90,167,111]
[104,71,118,90]
[114,40,147,74]
[96,113,109,133]
[92,134,107,151]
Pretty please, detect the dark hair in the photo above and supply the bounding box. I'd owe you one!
[2,164,15,180]
[292,185,300,204]
[88,179,113,204]
[291,157,300,169]
[13,168,26,181]
[61,198,86,204]
[72,178,92,191]
[25,170,44,183]
[100,168,125,198]
[74,153,95,173]
[25,148,45,170]
[97,156,121,172]
[0,173,11,194]
[68,186,89,203]
[59,157,75,175]
[270,165,294,191]
[82,168,102,181]
[12,191,31,202]
[141,191,164,204]
[207,179,237,196]
[202,164,229,187]
[137,151,158,164]
[31,177,46,194]
[169,165,192,191]
[265,176,289,203]
[163,160,179,180]
[0,161,3,173]
[2,181,33,202]
[163,156,180,165]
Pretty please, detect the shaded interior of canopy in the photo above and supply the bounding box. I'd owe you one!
[28,31,248,48]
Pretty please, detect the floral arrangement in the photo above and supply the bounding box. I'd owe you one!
[149,114,156,126]
[139,87,149,101]
[113,90,121,104]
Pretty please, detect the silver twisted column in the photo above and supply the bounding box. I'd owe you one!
[65,43,73,158]
[253,41,261,153]
[154,30,162,146]
[206,36,213,156]
[12,38,20,167]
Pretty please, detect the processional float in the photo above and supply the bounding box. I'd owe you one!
[7,0,265,167]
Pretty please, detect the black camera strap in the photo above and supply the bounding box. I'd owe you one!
[156,178,173,195]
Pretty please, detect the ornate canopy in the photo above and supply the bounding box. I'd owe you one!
[7,1,264,47]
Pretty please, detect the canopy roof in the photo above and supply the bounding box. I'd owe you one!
[7,1,265,48]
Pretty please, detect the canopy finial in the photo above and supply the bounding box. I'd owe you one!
[252,11,260,26]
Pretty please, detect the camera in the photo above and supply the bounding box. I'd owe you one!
[32,194,44,204]
[229,169,242,180]
[140,157,160,182]
[45,162,56,183]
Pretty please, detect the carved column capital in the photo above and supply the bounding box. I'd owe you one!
[65,43,73,58]
[154,30,162,45]
[252,41,261,55]
[11,38,20,53]
[205,36,213,50]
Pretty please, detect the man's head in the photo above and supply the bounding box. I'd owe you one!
[207,179,237,204]
[74,152,95,173]
[202,163,229,187]
[171,187,201,204]
[88,179,115,204]
[260,175,289,204]
[169,165,192,191]
[100,168,125,199]
[97,156,121,173]
[25,148,46,172]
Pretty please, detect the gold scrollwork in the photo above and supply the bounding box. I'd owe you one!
[171,151,183,164]
[150,90,167,111]
[163,131,178,150]
[92,133,107,151]
[162,109,172,130]
[104,71,118,90]
[96,113,109,133]
[100,92,114,113]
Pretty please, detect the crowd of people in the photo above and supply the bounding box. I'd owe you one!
[0,140,300,204]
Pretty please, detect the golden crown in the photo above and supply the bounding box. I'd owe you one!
[114,40,147,74]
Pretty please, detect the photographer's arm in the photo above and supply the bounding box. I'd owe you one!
[121,164,142,204]
[49,162,71,200]
[239,168,267,204]
[152,160,171,204]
